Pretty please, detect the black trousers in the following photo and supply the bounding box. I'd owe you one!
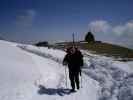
[69,69,80,90]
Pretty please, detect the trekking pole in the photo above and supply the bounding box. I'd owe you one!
[80,70,83,88]
[81,75,83,88]
[65,66,68,88]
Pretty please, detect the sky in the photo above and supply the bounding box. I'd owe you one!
[0,0,133,48]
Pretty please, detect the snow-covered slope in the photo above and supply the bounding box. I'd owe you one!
[18,43,133,100]
[0,40,39,100]
[0,40,99,100]
[0,40,133,100]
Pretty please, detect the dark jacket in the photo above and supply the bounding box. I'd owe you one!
[63,50,83,72]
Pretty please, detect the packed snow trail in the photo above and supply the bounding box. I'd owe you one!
[18,44,133,100]
[23,45,100,100]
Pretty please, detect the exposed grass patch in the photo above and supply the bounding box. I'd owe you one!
[55,41,133,61]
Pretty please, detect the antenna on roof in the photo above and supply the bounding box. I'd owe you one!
[72,32,77,48]
[72,33,75,44]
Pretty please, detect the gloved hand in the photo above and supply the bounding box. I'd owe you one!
[63,61,67,66]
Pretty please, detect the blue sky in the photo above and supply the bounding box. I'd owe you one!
[0,0,133,48]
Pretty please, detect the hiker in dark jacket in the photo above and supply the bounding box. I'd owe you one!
[63,47,83,92]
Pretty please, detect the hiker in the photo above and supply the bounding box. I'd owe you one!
[63,46,83,92]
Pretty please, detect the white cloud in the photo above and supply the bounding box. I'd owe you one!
[89,20,111,34]
[27,10,36,17]
[112,26,126,36]
[88,20,133,48]
[16,9,36,27]
[89,20,133,36]
[112,21,133,36]
[125,21,133,36]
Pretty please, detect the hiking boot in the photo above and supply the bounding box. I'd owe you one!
[77,84,80,90]
[70,89,76,92]
[77,86,80,90]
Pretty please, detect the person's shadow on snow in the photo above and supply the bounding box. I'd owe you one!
[37,85,71,96]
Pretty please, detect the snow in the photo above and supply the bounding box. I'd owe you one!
[0,40,133,100]
[0,40,39,100]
